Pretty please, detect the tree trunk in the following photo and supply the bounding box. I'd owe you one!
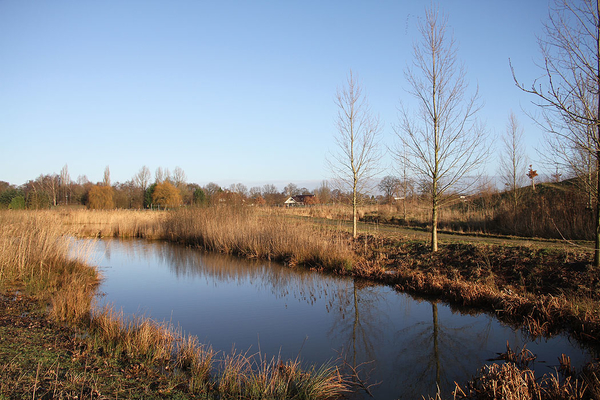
[431,197,438,252]
[596,150,600,267]
[594,0,600,268]
[353,187,358,238]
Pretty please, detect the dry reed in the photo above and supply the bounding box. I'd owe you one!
[0,210,98,323]
[163,207,355,270]
[453,345,591,400]
[57,208,167,238]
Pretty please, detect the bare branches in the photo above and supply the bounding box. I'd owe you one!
[512,0,600,265]
[393,4,488,251]
[328,70,382,238]
[498,112,528,211]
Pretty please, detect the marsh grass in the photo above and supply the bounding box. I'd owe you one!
[216,348,347,400]
[59,208,167,238]
[0,211,99,323]
[174,334,214,393]
[163,206,355,270]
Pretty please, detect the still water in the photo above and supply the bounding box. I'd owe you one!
[90,238,595,399]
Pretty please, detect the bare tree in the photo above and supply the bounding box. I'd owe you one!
[134,166,151,193]
[393,140,414,221]
[172,166,187,188]
[261,184,282,205]
[155,167,171,184]
[37,173,59,207]
[512,0,600,264]
[283,183,300,197]
[229,183,248,197]
[249,186,262,199]
[103,166,111,187]
[314,180,332,204]
[329,70,382,238]
[378,175,401,203]
[499,112,528,219]
[59,164,71,205]
[394,5,488,252]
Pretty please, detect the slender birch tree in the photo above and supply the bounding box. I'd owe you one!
[512,0,600,266]
[499,112,528,221]
[394,5,488,252]
[329,70,382,238]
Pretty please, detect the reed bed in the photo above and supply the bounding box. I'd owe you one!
[163,206,355,270]
[0,210,98,323]
[58,208,167,238]
[452,345,592,400]
[48,207,355,271]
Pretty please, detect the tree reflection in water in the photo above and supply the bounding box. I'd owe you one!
[394,301,493,398]
[327,279,385,392]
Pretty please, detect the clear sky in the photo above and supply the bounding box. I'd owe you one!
[0,0,551,190]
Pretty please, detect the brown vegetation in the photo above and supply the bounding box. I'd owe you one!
[163,206,354,270]
[308,181,596,242]
[0,211,98,323]
[87,185,115,210]
[449,344,598,400]
[152,181,182,209]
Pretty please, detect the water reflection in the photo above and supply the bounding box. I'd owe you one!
[91,239,595,400]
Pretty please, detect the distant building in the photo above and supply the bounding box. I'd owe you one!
[283,194,315,207]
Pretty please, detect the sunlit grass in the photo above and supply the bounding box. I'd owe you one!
[163,206,355,270]
[0,211,99,323]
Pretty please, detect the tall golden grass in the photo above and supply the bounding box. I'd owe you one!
[287,185,595,241]
[57,208,167,238]
[0,210,98,323]
[163,207,355,270]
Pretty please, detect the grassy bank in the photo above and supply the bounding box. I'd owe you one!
[0,210,349,399]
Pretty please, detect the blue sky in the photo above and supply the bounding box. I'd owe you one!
[0,1,550,190]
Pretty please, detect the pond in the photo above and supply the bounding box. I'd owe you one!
[90,238,596,399]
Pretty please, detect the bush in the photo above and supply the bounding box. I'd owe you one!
[0,189,22,209]
[9,196,25,210]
